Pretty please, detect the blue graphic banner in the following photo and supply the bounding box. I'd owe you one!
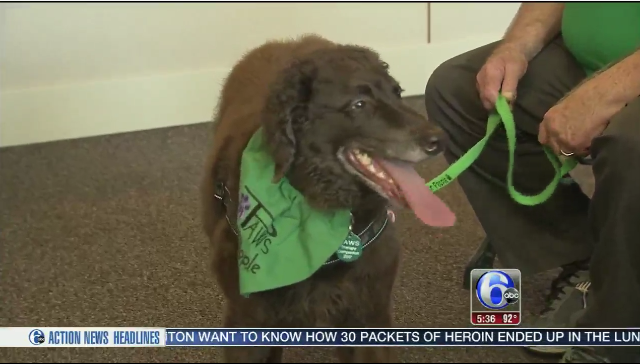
[4,327,639,347]
[165,328,640,347]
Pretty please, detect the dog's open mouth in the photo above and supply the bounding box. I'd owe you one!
[346,149,405,203]
[342,148,456,227]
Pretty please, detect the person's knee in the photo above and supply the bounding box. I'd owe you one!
[424,43,496,134]
[423,43,498,158]
[424,58,475,130]
[424,58,460,106]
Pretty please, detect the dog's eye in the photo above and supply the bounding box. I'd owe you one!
[351,100,367,110]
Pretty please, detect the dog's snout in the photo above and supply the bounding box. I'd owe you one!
[424,136,443,156]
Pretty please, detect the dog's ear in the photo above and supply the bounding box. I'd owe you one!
[262,59,317,183]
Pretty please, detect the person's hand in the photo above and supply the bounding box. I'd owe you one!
[538,81,611,156]
[476,44,529,110]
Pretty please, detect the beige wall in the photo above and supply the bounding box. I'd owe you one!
[0,3,520,147]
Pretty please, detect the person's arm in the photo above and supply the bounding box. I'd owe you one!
[498,3,566,60]
[578,50,640,114]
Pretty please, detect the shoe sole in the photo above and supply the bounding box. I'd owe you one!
[524,346,568,356]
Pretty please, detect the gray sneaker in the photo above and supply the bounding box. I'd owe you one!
[560,347,611,363]
[561,346,640,363]
[524,265,591,355]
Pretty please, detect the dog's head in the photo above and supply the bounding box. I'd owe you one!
[262,45,455,227]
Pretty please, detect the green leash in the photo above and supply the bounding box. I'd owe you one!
[425,94,579,206]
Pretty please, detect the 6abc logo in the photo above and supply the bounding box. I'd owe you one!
[29,329,46,345]
[472,269,521,310]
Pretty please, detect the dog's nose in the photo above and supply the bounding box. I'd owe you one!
[424,136,443,156]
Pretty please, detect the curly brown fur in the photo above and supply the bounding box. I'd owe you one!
[201,34,443,363]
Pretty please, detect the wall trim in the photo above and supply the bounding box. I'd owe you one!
[0,35,499,147]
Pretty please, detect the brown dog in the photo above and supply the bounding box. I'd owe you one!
[201,34,455,363]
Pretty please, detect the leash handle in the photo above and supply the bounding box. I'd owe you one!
[496,96,578,205]
[426,94,578,206]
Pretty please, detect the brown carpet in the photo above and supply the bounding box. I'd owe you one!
[1,97,593,363]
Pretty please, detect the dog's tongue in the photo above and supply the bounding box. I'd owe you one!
[377,159,456,227]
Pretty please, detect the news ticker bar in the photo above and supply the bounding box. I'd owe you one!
[2,328,640,347]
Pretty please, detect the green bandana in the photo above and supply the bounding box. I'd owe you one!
[236,128,360,296]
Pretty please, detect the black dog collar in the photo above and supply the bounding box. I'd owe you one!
[323,209,391,266]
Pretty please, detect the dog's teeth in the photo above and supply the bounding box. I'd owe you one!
[376,171,387,179]
[358,154,371,165]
